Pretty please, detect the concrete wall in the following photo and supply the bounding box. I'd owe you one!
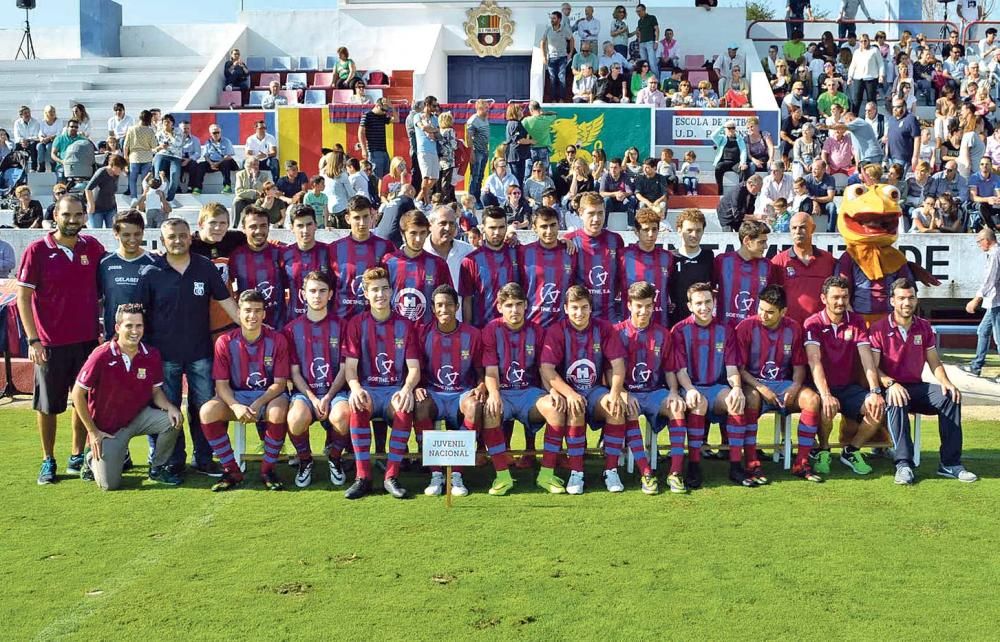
[120,24,242,57]
[80,0,121,58]
[0,26,80,60]
[175,25,249,110]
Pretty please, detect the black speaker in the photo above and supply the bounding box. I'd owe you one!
[17,0,37,9]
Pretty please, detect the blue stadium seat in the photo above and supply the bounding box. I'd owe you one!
[247,90,268,107]
[324,55,339,71]
[303,89,328,105]
[271,56,293,71]
[285,72,308,89]
[246,56,267,72]
[297,56,319,71]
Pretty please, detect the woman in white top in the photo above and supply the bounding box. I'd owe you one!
[37,105,62,173]
[609,5,630,57]
[321,149,352,227]
[71,103,92,139]
[958,110,986,178]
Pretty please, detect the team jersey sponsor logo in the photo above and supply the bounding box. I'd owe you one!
[567,358,598,389]
[589,265,609,288]
[256,281,275,301]
[505,360,525,384]
[760,360,780,381]
[395,287,426,321]
[540,282,560,305]
[351,275,366,297]
[310,357,330,382]
[734,290,754,313]
[437,365,460,387]
[631,361,652,384]
[375,352,394,376]
[247,371,268,389]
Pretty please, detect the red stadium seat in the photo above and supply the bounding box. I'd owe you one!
[331,89,353,103]
[310,71,334,88]
[214,90,244,109]
[684,54,705,68]
[366,70,390,87]
[256,72,281,89]
[280,89,301,105]
[687,70,710,86]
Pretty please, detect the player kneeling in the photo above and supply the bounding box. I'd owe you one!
[200,290,292,491]
[284,271,352,488]
[616,281,687,494]
[672,283,751,488]
[415,285,490,496]
[342,267,421,500]
[736,285,823,483]
[481,283,564,495]
[540,285,628,495]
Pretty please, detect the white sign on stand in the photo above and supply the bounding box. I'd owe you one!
[422,430,477,507]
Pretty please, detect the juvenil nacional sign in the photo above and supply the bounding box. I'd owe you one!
[464,0,515,57]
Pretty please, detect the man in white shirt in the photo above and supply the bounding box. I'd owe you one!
[979,27,999,60]
[106,103,134,139]
[423,206,475,305]
[755,161,794,217]
[847,33,884,114]
[963,229,1000,380]
[634,75,667,107]
[245,120,278,178]
[12,105,41,171]
[714,43,747,82]
[599,41,631,72]
[574,5,600,52]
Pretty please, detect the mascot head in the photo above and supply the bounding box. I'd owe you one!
[837,182,902,249]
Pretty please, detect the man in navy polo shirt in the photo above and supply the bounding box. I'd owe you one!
[138,218,238,477]
[17,195,106,485]
[73,304,184,490]
[869,278,977,485]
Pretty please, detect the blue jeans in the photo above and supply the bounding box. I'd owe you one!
[639,41,659,76]
[88,209,116,229]
[820,201,839,232]
[153,153,182,200]
[469,150,487,206]
[128,161,152,197]
[370,150,390,181]
[527,147,551,181]
[546,55,568,99]
[971,306,1000,372]
[36,141,53,172]
[155,357,215,468]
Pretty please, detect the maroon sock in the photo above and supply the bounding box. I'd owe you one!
[541,424,565,469]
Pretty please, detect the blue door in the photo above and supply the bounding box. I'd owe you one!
[447,55,531,104]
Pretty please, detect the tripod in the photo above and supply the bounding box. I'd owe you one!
[16,9,36,61]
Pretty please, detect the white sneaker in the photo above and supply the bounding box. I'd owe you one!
[327,458,346,486]
[566,470,585,495]
[424,471,445,496]
[937,464,978,483]
[294,459,313,488]
[451,472,469,497]
[603,469,625,492]
[894,464,915,485]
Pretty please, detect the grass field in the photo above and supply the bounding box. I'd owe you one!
[3,406,1000,641]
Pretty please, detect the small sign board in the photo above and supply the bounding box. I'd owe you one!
[422,431,477,467]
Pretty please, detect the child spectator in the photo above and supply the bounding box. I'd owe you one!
[466,225,483,248]
[911,195,938,232]
[771,197,792,232]
[542,188,575,230]
[458,194,479,233]
[680,151,699,195]
[656,148,677,189]
[137,176,171,228]
[917,126,937,169]
[791,177,814,214]
[255,180,286,225]
[303,175,329,228]
[437,111,458,203]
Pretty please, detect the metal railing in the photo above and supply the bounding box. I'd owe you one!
[962,20,1000,55]
[746,18,960,46]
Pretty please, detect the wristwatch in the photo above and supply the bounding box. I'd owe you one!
[884,379,896,389]
[869,386,883,395]
[28,338,41,345]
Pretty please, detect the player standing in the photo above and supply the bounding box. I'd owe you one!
[519,206,575,328]
[284,271,352,488]
[668,209,714,327]
[329,195,394,318]
[98,210,157,340]
[565,192,625,323]
[540,285,628,495]
[280,204,329,322]
[228,205,286,329]
[199,290,292,491]
[458,206,519,328]
[342,267,422,499]
[714,220,777,326]
[382,210,453,324]
[620,208,673,328]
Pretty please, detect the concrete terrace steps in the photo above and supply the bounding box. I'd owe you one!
[0,56,207,74]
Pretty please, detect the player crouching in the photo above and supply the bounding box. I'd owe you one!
[540,285,629,495]
[200,290,292,491]
[284,271,352,488]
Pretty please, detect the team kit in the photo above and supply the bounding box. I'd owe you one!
[23,191,973,499]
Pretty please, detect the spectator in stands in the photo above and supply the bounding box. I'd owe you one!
[275,159,307,204]
[599,41,630,73]
[107,103,134,139]
[635,74,666,106]
[574,5,600,53]
[347,81,371,105]
[463,99,490,206]
[102,134,123,167]
[711,120,748,191]
[303,175,328,225]
[722,67,750,108]
[232,157,272,226]
[635,3,660,76]
[817,78,848,118]
[718,59,748,97]
[969,158,1000,232]
[572,64,597,102]
[415,96,441,204]
[804,159,838,230]
[863,100,886,140]
[762,44,780,80]
[524,160,555,207]
[542,11,575,102]
[253,181,286,226]
[671,79,695,106]
[41,183,67,228]
[791,121,821,178]
[0,128,11,167]
[941,29,965,58]
[122,110,157,197]
[913,48,936,106]
[837,0,873,39]
[963,228,1000,378]
[71,104,93,140]
[194,124,239,195]
[481,158,519,208]
[571,40,599,80]
[695,80,720,108]
[909,194,938,232]
[822,124,855,175]
[634,158,669,216]
[589,147,607,182]
[137,176,171,228]
[783,29,807,67]
[245,120,278,178]
[659,27,680,71]
[36,105,61,174]
[374,183,414,245]
[717,173,762,231]
[958,111,986,179]
[932,160,968,204]
[321,150,352,228]
[359,98,397,180]
[599,157,637,223]
[781,80,811,119]
[842,110,883,166]
[84,155,126,229]
[960,62,984,98]
[771,60,792,94]
[152,114,185,201]
[51,119,88,182]
[744,116,775,177]
[629,60,656,97]
[503,184,532,229]
[333,46,361,89]
[503,102,532,188]
[847,34,884,113]
[13,105,40,171]
[562,158,595,211]
[756,160,793,218]
[784,0,813,40]
[379,156,410,205]
[610,5,630,57]
[175,120,201,194]
[714,43,746,83]
[12,185,43,228]
[224,48,251,91]
[435,112,458,202]
[261,80,288,110]
[885,99,921,172]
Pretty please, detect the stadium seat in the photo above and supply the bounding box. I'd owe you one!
[271,56,293,71]
[366,88,384,100]
[297,56,319,71]
[256,72,281,89]
[234,422,247,473]
[280,89,301,105]
[684,54,706,69]
[247,90,268,107]
[285,72,308,88]
[324,55,339,70]
[246,56,267,72]
[772,413,922,469]
[687,70,709,86]
[366,70,390,87]
[215,90,243,108]
[309,71,334,88]
[303,89,329,105]
[331,89,353,103]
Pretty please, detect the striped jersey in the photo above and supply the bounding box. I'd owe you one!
[419,321,482,392]
[713,251,776,326]
[382,249,453,324]
[518,241,574,328]
[212,327,291,391]
[343,310,419,387]
[671,315,740,386]
[280,241,330,321]
[229,243,286,329]
[566,228,625,322]
[614,319,675,392]
[458,244,519,328]
[620,244,673,328]
[328,234,394,318]
[283,313,345,395]
[735,315,807,382]
[541,318,626,393]
[480,318,544,390]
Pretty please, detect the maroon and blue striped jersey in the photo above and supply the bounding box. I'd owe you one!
[518,241,574,328]
[713,251,776,326]
[565,228,625,322]
[671,316,740,387]
[458,245,519,328]
[229,243,286,329]
[419,322,482,392]
[343,311,419,387]
[620,245,673,328]
[481,318,544,390]
[283,314,345,395]
[280,242,330,321]
[735,315,807,382]
[328,235,394,318]
[614,319,675,392]
[541,318,626,393]
[212,327,291,391]
[382,249,453,324]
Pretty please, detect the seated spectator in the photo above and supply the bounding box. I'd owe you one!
[599,41,630,73]
[572,65,597,102]
[33,106,60,171]
[985,128,1000,173]
[755,160,793,218]
[589,148,607,184]
[804,159,838,230]
[51,119,89,181]
[12,105,40,171]
[661,68,683,95]
[524,160,555,207]
[942,46,967,90]
[481,158,520,207]
[791,121,822,178]
[822,125,856,175]
[379,156,410,204]
[254,181,286,225]
[790,177,814,214]
[333,46,361,89]
[107,103,134,139]
[904,160,935,225]
[714,43,747,86]
[0,129,11,166]
[913,49,936,105]
[245,120,278,177]
[42,183,67,228]
[503,184,532,229]
[671,80,695,106]
[716,174,763,231]
[571,42,599,79]
[935,192,966,232]
[303,175,329,225]
[659,27,680,70]
[933,161,969,205]
[779,104,808,163]
[599,157,638,223]
[634,158,669,215]
[275,159,307,204]
[261,80,288,110]
[635,75,667,106]
[817,78,849,118]
[694,80,720,107]
[720,66,750,106]
[562,158,595,211]
[979,27,999,60]
[769,197,792,231]
[194,125,240,194]
[793,64,814,101]
[540,188,574,230]
[771,59,792,94]
[711,120,749,192]
[596,63,629,103]
[103,134,124,167]
[969,157,1000,231]
[630,60,656,96]
[657,148,677,188]
[136,175,172,228]
[233,157,273,225]
[910,195,939,233]
[223,48,251,91]
[349,82,373,105]
[71,103,93,140]
[12,185,43,228]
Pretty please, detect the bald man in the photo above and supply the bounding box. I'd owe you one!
[770,211,838,324]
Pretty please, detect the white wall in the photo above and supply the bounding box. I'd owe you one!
[176,25,249,110]
[0,26,80,59]
[120,24,242,57]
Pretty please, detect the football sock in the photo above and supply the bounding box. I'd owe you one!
[385,411,413,478]
[328,431,350,460]
[726,414,746,465]
[797,409,820,465]
[566,424,587,472]
[744,408,760,466]
[202,421,241,476]
[349,410,372,479]
[602,422,625,470]
[667,418,687,474]
[541,423,566,469]
[687,413,706,463]
[288,431,312,462]
[482,424,510,471]
[261,422,287,475]
[626,419,651,476]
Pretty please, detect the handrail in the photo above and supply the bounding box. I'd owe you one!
[746,18,961,45]
[962,20,1000,52]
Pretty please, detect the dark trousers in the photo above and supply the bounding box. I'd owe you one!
[974,203,1000,232]
[180,159,201,191]
[409,142,422,189]
[16,140,38,170]
[194,158,239,189]
[886,382,963,467]
[837,20,858,40]
[850,78,879,113]
[715,160,742,192]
